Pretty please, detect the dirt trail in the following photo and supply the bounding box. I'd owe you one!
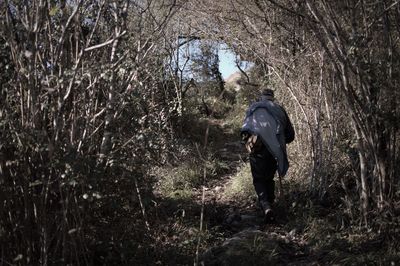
[156,117,392,265]
[193,118,317,265]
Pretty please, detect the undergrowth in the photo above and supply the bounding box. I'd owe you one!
[154,159,202,199]
[153,152,230,200]
[276,179,400,265]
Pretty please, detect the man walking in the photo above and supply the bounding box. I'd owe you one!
[241,89,295,222]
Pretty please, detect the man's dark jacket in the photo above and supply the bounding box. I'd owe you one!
[241,98,295,176]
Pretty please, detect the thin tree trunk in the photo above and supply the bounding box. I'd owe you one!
[99,2,128,160]
[356,131,369,225]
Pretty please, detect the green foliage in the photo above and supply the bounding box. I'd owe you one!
[190,41,222,83]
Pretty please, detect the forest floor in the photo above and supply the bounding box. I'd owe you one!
[150,116,399,266]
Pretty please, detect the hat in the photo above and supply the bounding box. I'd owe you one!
[262,89,274,97]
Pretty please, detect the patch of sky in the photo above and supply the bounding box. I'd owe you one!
[218,43,253,80]
[174,39,253,81]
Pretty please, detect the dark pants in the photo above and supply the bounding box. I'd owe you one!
[249,146,277,204]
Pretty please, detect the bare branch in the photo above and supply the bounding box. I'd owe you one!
[84,31,127,52]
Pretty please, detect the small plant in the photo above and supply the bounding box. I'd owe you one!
[205,154,230,177]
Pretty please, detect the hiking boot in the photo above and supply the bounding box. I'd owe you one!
[260,200,274,223]
[264,208,274,223]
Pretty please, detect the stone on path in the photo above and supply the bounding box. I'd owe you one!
[200,229,291,266]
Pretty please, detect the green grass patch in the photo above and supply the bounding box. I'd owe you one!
[224,163,255,201]
[154,154,230,200]
[154,160,202,200]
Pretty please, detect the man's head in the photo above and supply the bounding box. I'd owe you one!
[261,88,275,101]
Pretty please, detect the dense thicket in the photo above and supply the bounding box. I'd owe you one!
[0,1,187,264]
[1,0,399,264]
